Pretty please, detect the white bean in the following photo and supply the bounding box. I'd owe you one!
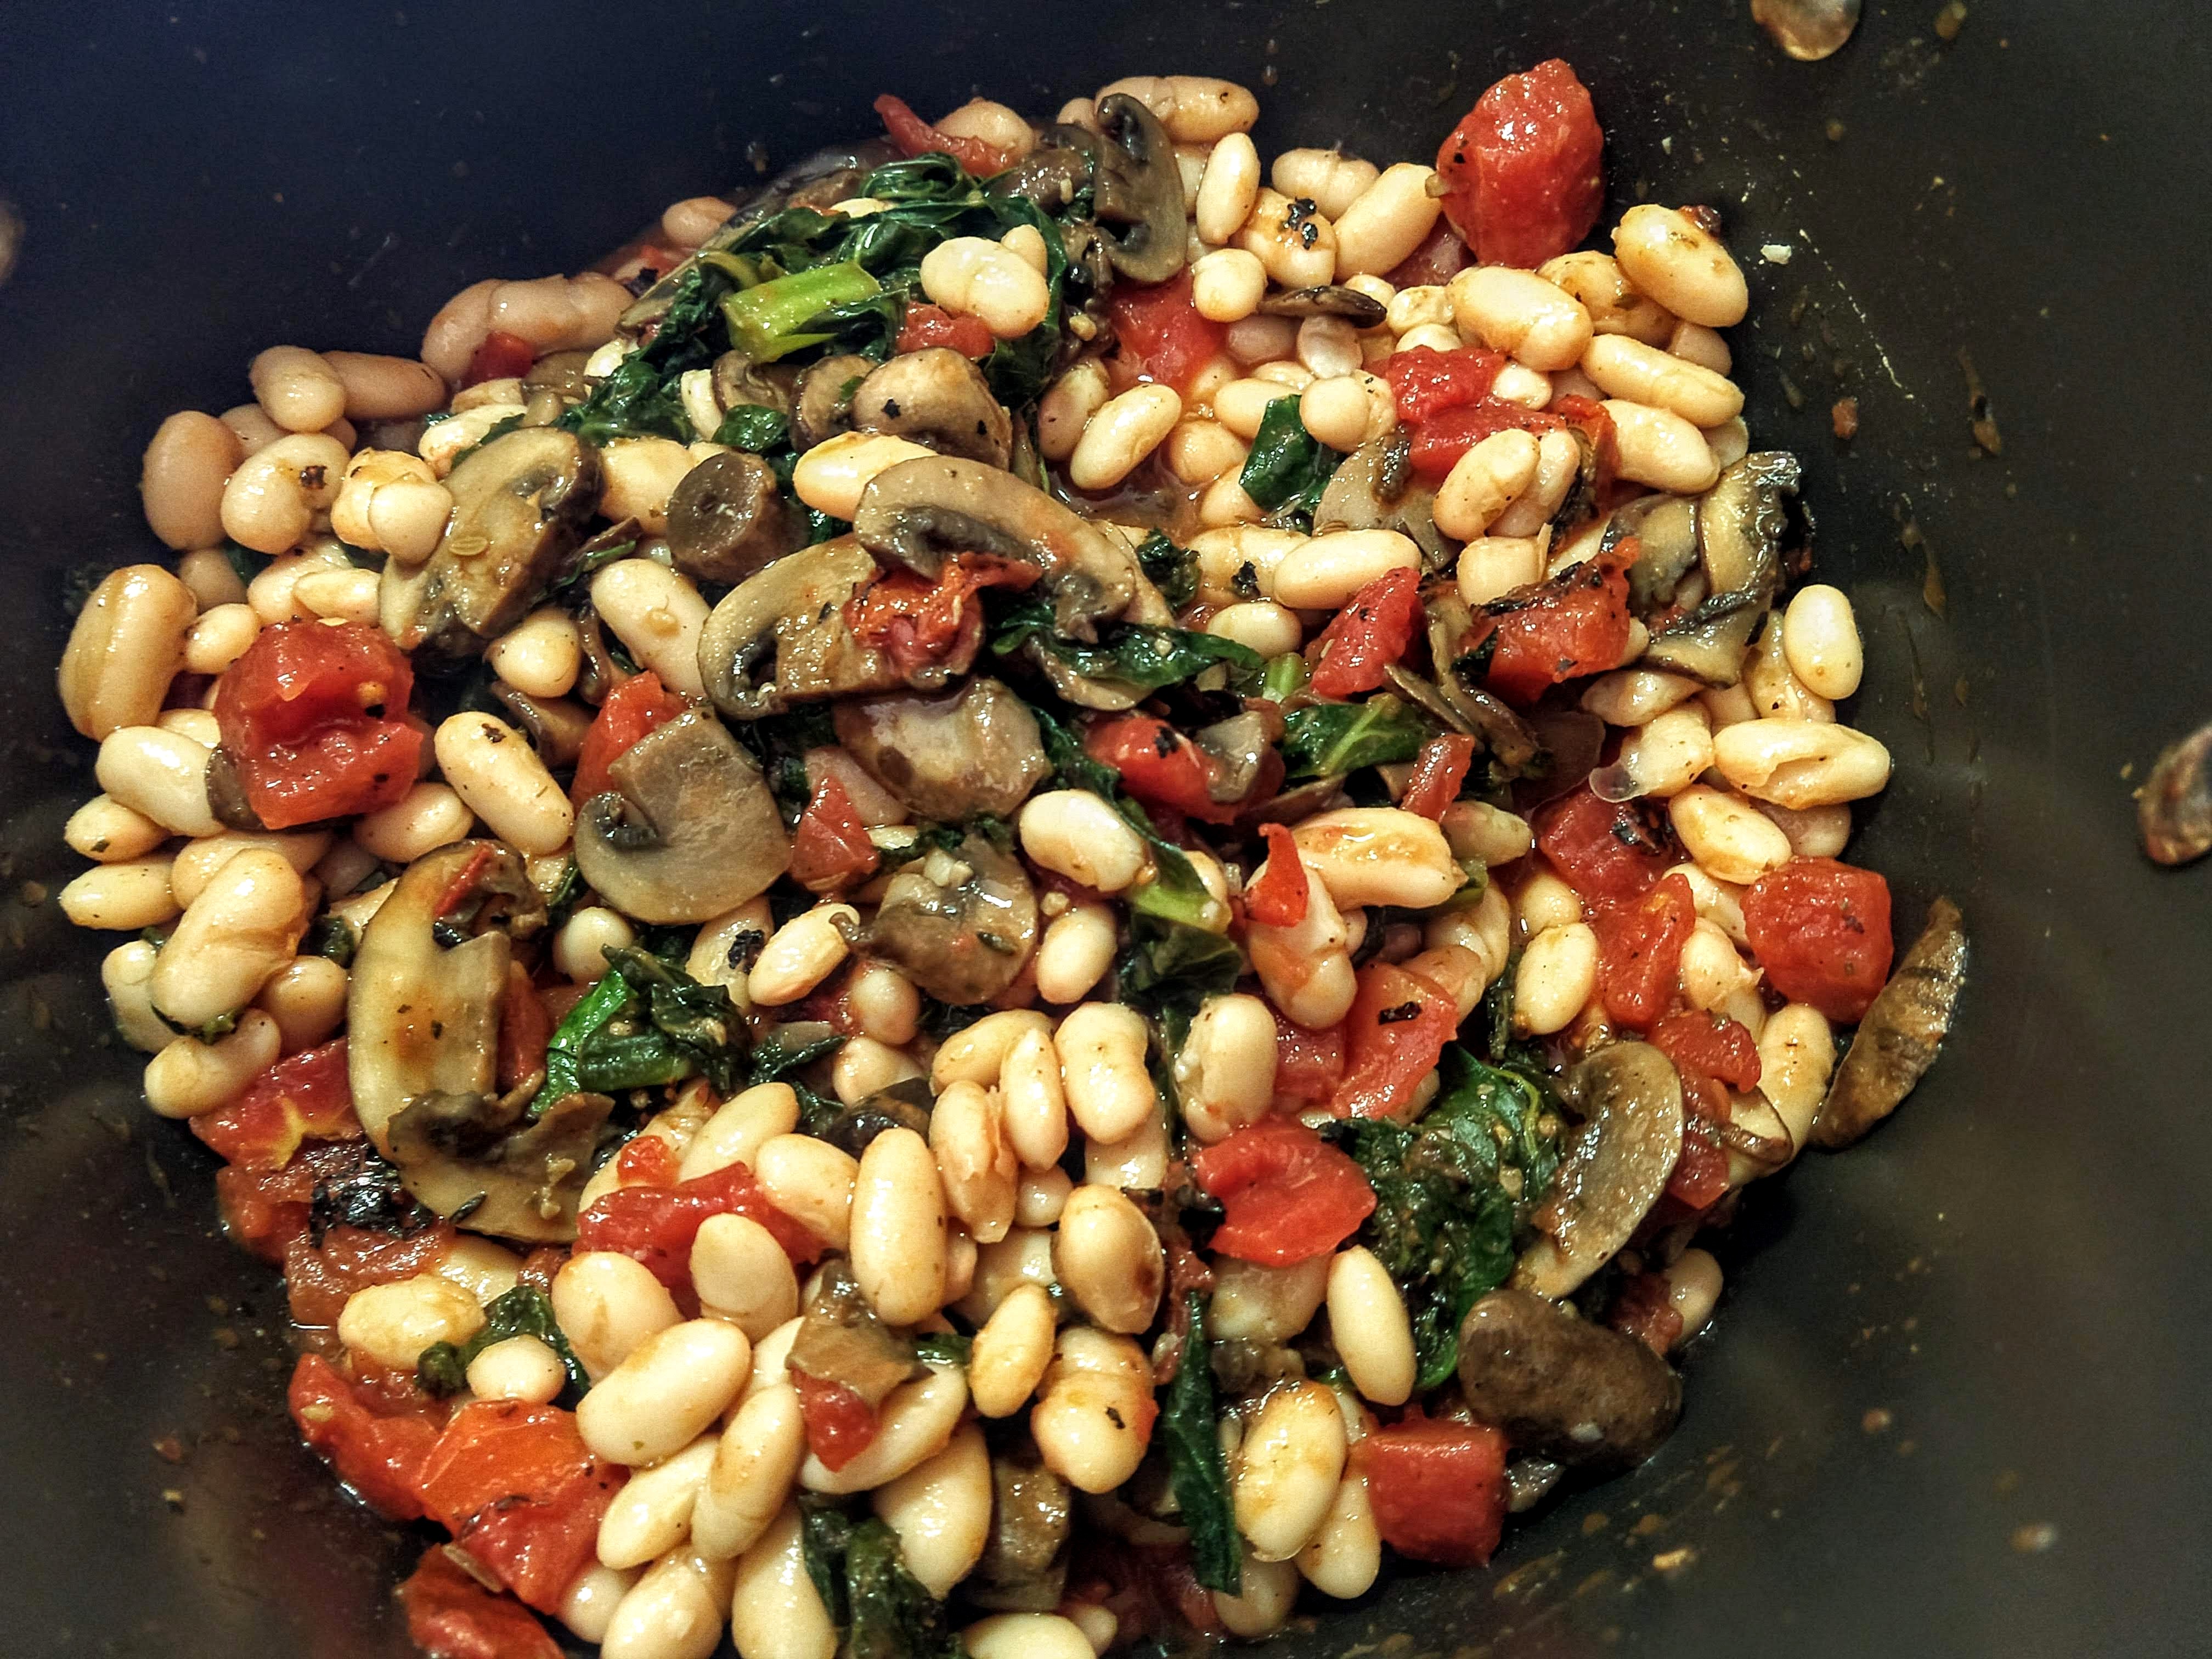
[1173,992,1278,1143]
[1069,383,1182,491]
[1297,1464,1382,1600]
[1291,807,1462,910]
[1711,719,1892,809]
[1515,923,1598,1036]
[1234,1381,1348,1561]
[1270,148,1379,218]
[919,237,1051,337]
[1603,398,1722,494]
[850,1127,949,1325]
[1434,427,1541,540]
[1272,528,1418,609]
[966,1615,1095,1659]
[337,1274,483,1370]
[1759,1002,1836,1152]
[1211,1255,1330,1344]
[1245,849,1356,1030]
[1612,204,1750,328]
[1536,250,1675,345]
[969,1282,1057,1418]
[1333,162,1443,278]
[1661,1248,1724,1346]
[250,346,348,434]
[1327,1248,1416,1406]
[61,857,179,932]
[1033,902,1117,1006]
[746,904,855,1006]
[1781,583,1864,699]
[467,1334,568,1404]
[58,565,198,738]
[1037,362,1110,463]
[1238,189,1338,289]
[94,726,217,837]
[64,794,167,865]
[593,560,710,701]
[1668,320,1734,375]
[433,712,573,854]
[555,1251,684,1382]
[1449,266,1593,371]
[1195,134,1263,246]
[1053,1002,1157,1143]
[872,1423,992,1597]
[142,1008,281,1118]
[691,1214,800,1341]
[727,1504,837,1659]
[790,431,935,521]
[692,1383,804,1561]
[1668,783,1795,884]
[177,545,250,607]
[1084,1107,1169,1190]
[352,782,474,865]
[1582,334,1743,427]
[845,961,920,1045]
[1758,799,1853,859]
[1053,1184,1164,1334]
[579,1320,753,1466]
[799,1364,968,1494]
[1019,791,1147,894]
[140,414,245,551]
[930,1079,1018,1245]
[219,432,348,555]
[487,608,584,699]
[601,1547,733,1659]
[150,847,306,1028]
[600,1436,721,1571]
[1031,1327,1154,1493]
[998,1025,1072,1171]
[1214,1556,1301,1638]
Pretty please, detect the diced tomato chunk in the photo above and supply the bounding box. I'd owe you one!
[1663,1066,1734,1214]
[496,964,554,1097]
[1082,714,1246,825]
[1383,218,1471,289]
[1463,533,1636,705]
[873,93,1017,176]
[213,1138,373,1262]
[1400,732,1478,820]
[1608,1271,1686,1356]
[1595,871,1697,1031]
[284,1221,458,1329]
[190,1039,358,1170]
[289,1352,444,1522]
[1356,1413,1510,1566]
[845,552,1037,675]
[1108,270,1227,396]
[1328,960,1462,1120]
[1650,1009,1762,1091]
[416,1401,625,1613]
[790,1369,881,1472]
[402,1548,566,1659]
[1308,567,1424,698]
[790,771,882,894]
[614,1133,681,1187]
[1535,785,1674,906]
[213,621,422,828]
[1193,1116,1375,1266]
[1742,857,1894,1023]
[575,1160,822,1296]
[463,329,538,388]
[1244,823,1309,928]
[1383,345,1505,425]
[1436,59,1605,268]
[570,669,691,805]
[895,302,997,358]
[1271,1013,1346,1104]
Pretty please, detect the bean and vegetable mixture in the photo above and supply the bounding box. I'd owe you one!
[58,58,1965,1659]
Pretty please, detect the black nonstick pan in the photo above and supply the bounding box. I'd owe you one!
[2,2,2206,1655]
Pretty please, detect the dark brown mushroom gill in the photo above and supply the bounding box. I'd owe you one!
[665,449,803,585]
[832,677,1051,822]
[697,538,913,720]
[862,830,1039,1006]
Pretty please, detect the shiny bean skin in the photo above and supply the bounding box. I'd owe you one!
[691,1214,800,1341]
[1581,665,1704,726]
[1704,414,1751,470]
[850,1127,949,1325]
[600,1436,721,1571]
[1273,528,1419,609]
[1238,189,1338,289]
[1536,250,1675,345]
[1032,902,1116,1006]
[1332,162,1443,278]
[1014,1167,1071,1230]
[601,1547,735,1659]
[1053,1002,1158,1143]
[790,431,936,520]
[1668,783,1795,884]
[143,1008,281,1118]
[320,350,448,420]
[1053,1184,1165,1334]
[592,558,710,701]
[250,346,348,433]
[175,546,249,608]
[140,414,245,550]
[1758,1002,1836,1153]
[1291,807,1462,910]
[692,1384,805,1561]
[683,899,775,1005]
[1437,800,1532,868]
[871,1423,992,1598]
[1019,791,1147,894]
[1781,583,1864,699]
[1270,148,1379,219]
[1449,266,1594,371]
[1489,426,1579,537]
[727,1504,838,1659]
[1608,703,1717,800]
[467,1334,568,1404]
[1163,415,1249,484]
[101,941,172,1053]
[1434,427,1541,540]
[1084,1105,1170,1190]
[1297,373,1374,450]
[1582,334,1743,427]
[182,602,261,676]
[1745,614,1836,722]
[1174,991,1279,1143]
[679,1082,798,1179]
[1031,1327,1154,1494]
[1668,320,1733,375]
[1195,134,1263,246]
[337,1274,484,1371]
[1234,1381,1349,1561]
[58,565,198,740]
[1070,383,1182,490]
[579,1320,753,1466]
[1612,204,1750,328]
[800,1364,968,1494]
[829,1035,922,1107]
[1661,1248,1724,1346]
[1000,1025,1071,1171]
[554,1251,684,1382]
[1037,362,1110,462]
[219,432,348,555]
[1711,719,1892,809]
[1515,922,1599,1036]
[1098,74,1259,143]
[964,1614,1095,1659]
[1603,398,1722,494]
[1297,1464,1382,1600]
[969,1282,1057,1418]
[1455,533,1544,605]
[1757,799,1853,859]
[844,961,920,1045]
[919,236,1052,337]
[560,1564,639,1645]
[930,1079,1018,1244]
[434,712,574,855]
[1327,1248,1417,1406]
[487,607,584,699]
[753,1134,858,1252]
[60,856,179,932]
[1205,599,1303,658]
[221,401,286,455]
[746,904,855,1006]
[64,794,167,864]
[150,847,307,1028]
[1213,1556,1301,1638]
[1245,848,1357,1030]
[95,726,218,837]
[1679,918,1757,1011]
[351,781,473,865]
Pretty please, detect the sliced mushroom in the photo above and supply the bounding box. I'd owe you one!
[792,353,878,452]
[205,746,268,832]
[1424,589,1543,774]
[970,1440,1073,1612]
[381,427,601,653]
[832,677,1051,822]
[853,348,1014,468]
[853,456,1144,641]
[992,131,1094,215]
[863,830,1038,1006]
[2141,719,2212,866]
[1814,897,1967,1148]
[1092,93,1187,285]
[1316,428,1451,567]
[1641,451,1798,685]
[1514,1041,1684,1299]
[492,686,593,769]
[787,1256,924,1408]
[665,450,803,585]
[1258,285,1389,328]
[813,1080,934,1158]
[348,840,605,1242]
[573,710,790,923]
[699,539,911,720]
[1610,493,1701,613]
[712,349,798,419]
[1457,1288,1683,1470]
[1190,710,1281,807]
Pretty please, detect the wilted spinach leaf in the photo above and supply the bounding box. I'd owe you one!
[994,598,1262,696]
[1238,395,1345,520]
[1162,1294,1242,1594]
[797,1498,968,1659]
[529,947,747,1115]
[417,1285,588,1399]
[1279,693,1437,778]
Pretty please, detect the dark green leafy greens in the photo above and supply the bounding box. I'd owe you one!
[798,1499,969,1659]
[561,262,740,444]
[300,913,357,967]
[1340,1047,1564,1387]
[1279,694,1438,779]
[1137,529,1199,610]
[712,403,792,451]
[416,1286,588,1399]
[528,947,746,1115]
[1162,1294,1242,1594]
[992,598,1263,697]
[1237,395,1345,522]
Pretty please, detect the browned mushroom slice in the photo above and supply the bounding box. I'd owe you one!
[492,685,593,769]
[1092,93,1187,285]
[970,1440,1073,1612]
[1457,1288,1683,1470]
[1257,285,1389,328]
[1813,897,1967,1148]
[380,427,601,653]
[1514,1041,1685,1299]
[792,353,878,452]
[712,349,798,419]
[1316,428,1450,567]
[573,710,789,924]
[863,831,1039,1006]
[833,678,1051,822]
[1639,450,1798,685]
[853,456,1144,642]
[851,348,1014,468]
[665,451,803,585]
[1423,586,1543,774]
[2140,719,2212,867]
[1610,492,1701,612]
[347,841,603,1242]
[698,539,911,720]
[787,1257,924,1409]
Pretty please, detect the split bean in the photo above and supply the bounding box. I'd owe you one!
[1291,807,1462,910]
[1711,719,1892,809]
[931,1079,1018,1245]
[920,237,1052,338]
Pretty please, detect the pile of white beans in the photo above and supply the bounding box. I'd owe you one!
[52,68,1899,1659]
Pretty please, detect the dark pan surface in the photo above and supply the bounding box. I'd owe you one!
[1,2,2205,1654]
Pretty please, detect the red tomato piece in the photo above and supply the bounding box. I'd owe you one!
[1383,345,1505,425]
[1406,397,1565,479]
[1383,218,1471,289]
[1464,534,1635,705]
[575,1160,822,1295]
[1356,1413,1510,1566]
[190,1039,358,1170]
[463,330,539,388]
[1650,1009,1762,1091]
[1595,871,1697,1031]
[1534,784,1674,907]
[213,621,422,828]
[1663,1067,1734,1214]
[416,1401,625,1613]
[1272,1013,1346,1105]
[845,552,1037,675]
[873,93,1016,176]
[402,1548,565,1659]
[569,669,691,805]
[895,302,997,358]
[614,1133,681,1187]
[1329,960,1462,1120]
[1082,714,1238,825]
[496,963,554,1097]
[1244,823,1309,928]
[790,772,883,894]
[1192,1116,1376,1266]
[213,1138,371,1262]
[289,1352,444,1522]
[1743,857,1894,1023]
[1108,270,1228,396]
[285,1221,458,1329]
[1308,567,1424,698]
[1607,1271,1686,1356]
[1436,59,1605,269]
[1400,732,1479,820]
[790,1369,881,1472]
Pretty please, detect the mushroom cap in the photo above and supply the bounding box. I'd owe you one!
[1091,93,1188,285]
[1514,1040,1685,1299]
[666,450,803,585]
[833,677,1051,823]
[851,348,1014,469]
[573,709,791,924]
[698,538,910,720]
[864,830,1039,1006]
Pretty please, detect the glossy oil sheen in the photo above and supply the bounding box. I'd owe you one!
[0,2,2206,1655]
